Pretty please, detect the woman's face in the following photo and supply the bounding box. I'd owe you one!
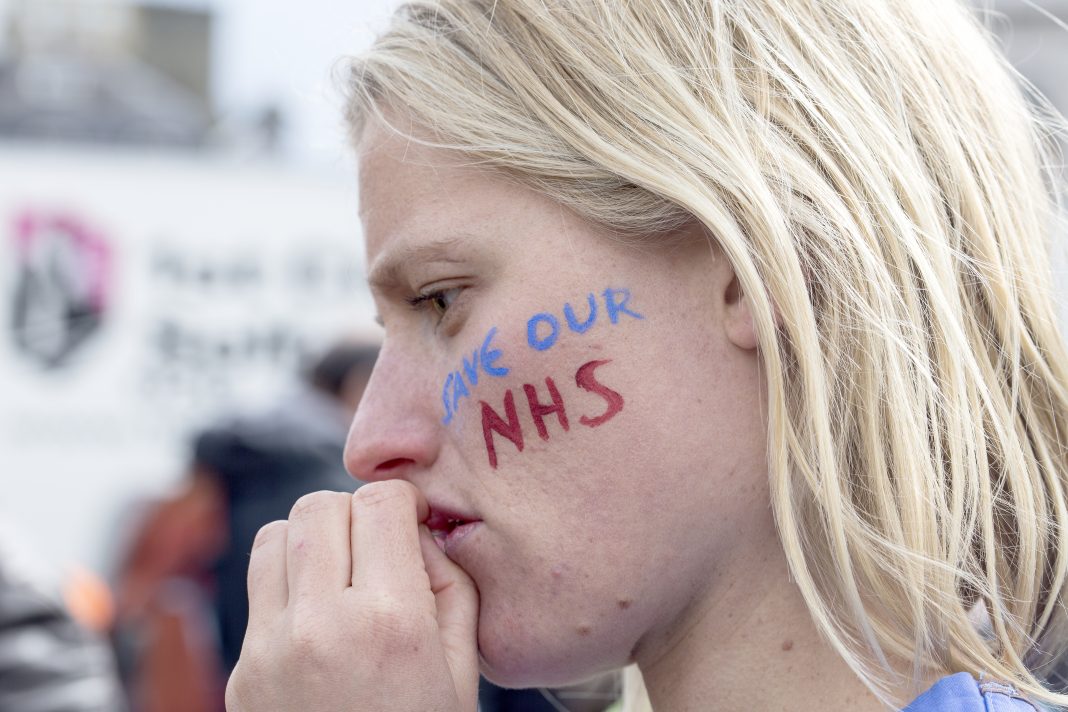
[345,119,771,686]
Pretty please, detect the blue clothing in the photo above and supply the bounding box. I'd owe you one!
[904,672,1039,711]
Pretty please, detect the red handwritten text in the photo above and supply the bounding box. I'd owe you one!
[480,359,624,469]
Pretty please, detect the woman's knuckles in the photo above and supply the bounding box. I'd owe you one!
[289,490,349,520]
[244,602,437,668]
[252,520,287,550]
[285,622,341,668]
[353,601,436,657]
[352,479,421,511]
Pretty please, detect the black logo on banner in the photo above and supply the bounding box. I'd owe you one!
[9,211,113,369]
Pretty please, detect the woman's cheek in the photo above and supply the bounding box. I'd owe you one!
[436,286,647,472]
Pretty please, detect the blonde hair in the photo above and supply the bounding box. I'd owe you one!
[345,0,1068,707]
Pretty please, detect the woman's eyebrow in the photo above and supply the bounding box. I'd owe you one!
[366,234,469,293]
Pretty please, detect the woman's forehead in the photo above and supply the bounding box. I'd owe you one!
[357,125,578,269]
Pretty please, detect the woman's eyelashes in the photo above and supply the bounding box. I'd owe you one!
[406,286,463,323]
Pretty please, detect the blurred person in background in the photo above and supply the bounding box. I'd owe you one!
[112,341,377,712]
[111,463,228,712]
[197,340,377,673]
[0,525,125,712]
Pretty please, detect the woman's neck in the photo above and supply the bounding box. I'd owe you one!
[635,542,888,712]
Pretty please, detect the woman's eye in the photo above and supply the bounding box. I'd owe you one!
[407,287,462,320]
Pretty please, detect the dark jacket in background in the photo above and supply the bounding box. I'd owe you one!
[193,387,360,672]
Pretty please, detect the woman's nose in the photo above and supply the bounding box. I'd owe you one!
[343,347,440,483]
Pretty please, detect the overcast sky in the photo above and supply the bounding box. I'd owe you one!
[207,0,398,169]
[0,0,399,167]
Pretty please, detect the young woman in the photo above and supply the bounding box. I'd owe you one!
[225,1,1068,709]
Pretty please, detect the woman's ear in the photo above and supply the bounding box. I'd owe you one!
[722,273,760,351]
[683,220,764,351]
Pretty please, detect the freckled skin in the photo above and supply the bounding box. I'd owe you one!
[347,120,771,689]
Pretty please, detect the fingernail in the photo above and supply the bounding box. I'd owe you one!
[420,524,447,553]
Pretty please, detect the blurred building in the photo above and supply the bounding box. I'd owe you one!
[0,0,214,147]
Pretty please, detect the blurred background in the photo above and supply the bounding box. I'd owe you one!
[0,0,1064,711]
[0,0,391,577]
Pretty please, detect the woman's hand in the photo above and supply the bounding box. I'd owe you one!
[225,480,480,712]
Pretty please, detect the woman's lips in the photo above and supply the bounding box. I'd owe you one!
[439,520,480,555]
[425,506,482,557]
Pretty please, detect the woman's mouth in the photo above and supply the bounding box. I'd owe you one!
[425,507,482,555]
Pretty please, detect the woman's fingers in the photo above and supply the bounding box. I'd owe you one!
[418,526,478,642]
[418,525,480,705]
[349,481,430,596]
[285,491,353,600]
[247,520,289,627]
[233,481,478,712]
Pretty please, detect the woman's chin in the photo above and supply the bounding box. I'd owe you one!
[477,636,567,689]
[476,619,619,690]
[478,656,590,690]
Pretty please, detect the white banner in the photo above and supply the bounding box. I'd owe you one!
[0,142,375,573]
